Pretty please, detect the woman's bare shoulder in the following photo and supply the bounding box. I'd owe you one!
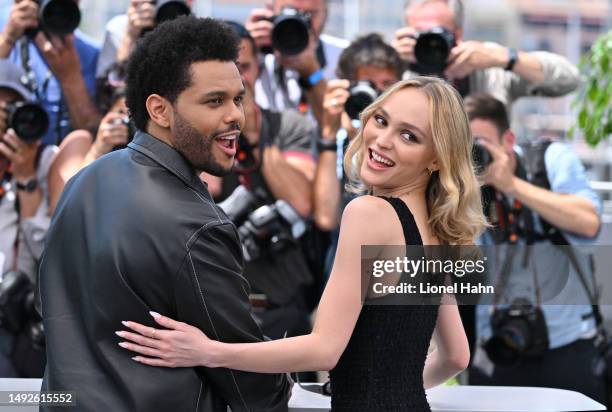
[340,195,402,244]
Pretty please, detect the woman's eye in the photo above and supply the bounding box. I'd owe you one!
[374,115,387,126]
[234,95,244,105]
[401,131,417,142]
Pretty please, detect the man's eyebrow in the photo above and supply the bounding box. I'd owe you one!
[378,107,427,137]
[201,91,227,98]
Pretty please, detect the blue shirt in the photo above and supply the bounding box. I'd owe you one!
[476,141,602,349]
[0,8,99,145]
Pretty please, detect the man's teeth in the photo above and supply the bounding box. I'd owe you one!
[371,151,394,166]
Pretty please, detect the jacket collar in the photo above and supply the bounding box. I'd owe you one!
[128,130,213,201]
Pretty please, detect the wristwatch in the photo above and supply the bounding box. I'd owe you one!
[505,48,518,71]
[15,177,38,193]
[317,139,337,153]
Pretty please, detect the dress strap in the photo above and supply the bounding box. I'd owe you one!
[378,196,423,246]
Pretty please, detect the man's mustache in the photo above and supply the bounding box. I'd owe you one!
[212,123,241,138]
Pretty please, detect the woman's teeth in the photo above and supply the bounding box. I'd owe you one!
[371,150,395,166]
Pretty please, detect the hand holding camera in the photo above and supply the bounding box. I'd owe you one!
[0,129,40,182]
[322,79,350,139]
[475,138,515,194]
[3,0,39,44]
[91,112,130,156]
[444,41,509,81]
[392,26,418,64]
[34,32,81,82]
[126,0,156,40]
[245,8,275,51]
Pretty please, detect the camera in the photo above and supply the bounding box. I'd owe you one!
[4,102,49,143]
[155,0,191,24]
[345,81,379,121]
[472,138,493,175]
[268,7,312,55]
[110,117,136,151]
[484,298,549,365]
[413,27,456,74]
[218,185,306,261]
[25,0,81,37]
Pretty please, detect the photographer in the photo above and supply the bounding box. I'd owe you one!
[0,59,57,377]
[204,23,316,344]
[0,0,101,145]
[465,93,605,404]
[314,33,403,232]
[96,0,193,77]
[245,0,348,124]
[393,0,579,104]
[47,62,131,215]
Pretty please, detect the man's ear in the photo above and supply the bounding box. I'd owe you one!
[145,94,172,129]
[501,129,516,152]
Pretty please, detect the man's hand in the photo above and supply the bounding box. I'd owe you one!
[245,8,274,50]
[0,129,39,181]
[91,112,129,157]
[391,26,417,63]
[278,31,320,77]
[35,33,81,83]
[126,0,155,40]
[322,79,350,139]
[479,139,516,195]
[444,41,508,80]
[3,0,39,44]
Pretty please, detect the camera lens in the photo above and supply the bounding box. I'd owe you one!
[6,102,49,143]
[414,27,455,73]
[155,0,191,24]
[40,0,81,36]
[472,139,493,174]
[345,81,378,121]
[272,8,310,55]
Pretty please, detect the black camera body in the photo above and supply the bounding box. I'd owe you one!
[25,0,81,37]
[0,270,44,347]
[268,7,312,55]
[413,26,456,74]
[218,185,306,261]
[484,298,549,365]
[345,81,379,121]
[472,138,493,175]
[4,102,49,143]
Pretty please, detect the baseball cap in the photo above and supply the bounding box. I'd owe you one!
[0,59,33,101]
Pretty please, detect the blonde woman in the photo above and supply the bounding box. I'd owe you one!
[117,77,487,411]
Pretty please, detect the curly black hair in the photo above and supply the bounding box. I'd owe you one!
[125,16,240,131]
[336,33,404,82]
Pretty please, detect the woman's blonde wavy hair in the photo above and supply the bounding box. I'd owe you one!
[343,76,488,245]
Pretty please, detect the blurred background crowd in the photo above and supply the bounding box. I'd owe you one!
[0,0,610,406]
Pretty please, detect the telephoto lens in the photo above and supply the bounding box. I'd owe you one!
[344,81,379,121]
[413,27,456,74]
[4,102,49,143]
[271,7,311,55]
[37,0,81,36]
[155,0,191,24]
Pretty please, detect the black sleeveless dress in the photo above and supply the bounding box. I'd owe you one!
[329,196,440,411]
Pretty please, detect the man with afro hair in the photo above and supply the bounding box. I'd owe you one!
[39,16,291,412]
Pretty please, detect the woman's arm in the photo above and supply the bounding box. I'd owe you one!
[119,196,394,372]
[422,302,470,389]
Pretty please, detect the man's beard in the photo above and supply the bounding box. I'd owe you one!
[171,110,238,177]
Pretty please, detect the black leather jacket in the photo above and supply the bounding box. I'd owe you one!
[39,131,291,411]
